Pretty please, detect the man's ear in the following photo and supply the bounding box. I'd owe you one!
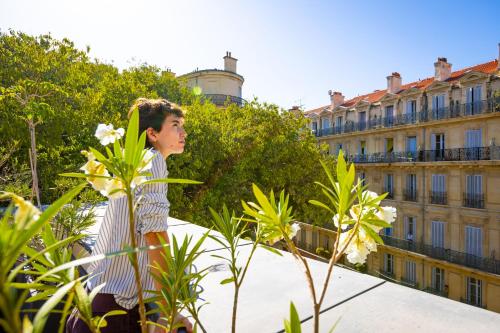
[146,127,157,144]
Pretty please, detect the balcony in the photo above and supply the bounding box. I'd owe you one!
[400,277,418,288]
[463,193,485,209]
[430,191,447,205]
[348,146,500,164]
[460,298,486,309]
[380,235,500,275]
[314,97,500,138]
[403,189,418,202]
[203,94,245,107]
[424,287,448,298]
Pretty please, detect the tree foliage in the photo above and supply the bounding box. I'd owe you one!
[0,30,334,225]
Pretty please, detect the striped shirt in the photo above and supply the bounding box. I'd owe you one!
[88,150,170,309]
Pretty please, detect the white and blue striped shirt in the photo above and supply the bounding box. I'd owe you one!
[88,150,169,309]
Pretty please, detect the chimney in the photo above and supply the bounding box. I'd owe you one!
[328,90,345,108]
[223,51,237,73]
[498,43,500,70]
[386,72,402,94]
[434,57,452,81]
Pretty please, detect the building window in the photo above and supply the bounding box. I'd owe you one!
[465,129,482,160]
[432,94,446,119]
[430,133,445,160]
[406,100,417,123]
[321,117,330,129]
[406,136,417,159]
[335,116,343,132]
[311,121,318,133]
[385,105,394,127]
[466,85,482,115]
[385,138,394,154]
[405,174,417,201]
[431,267,445,292]
[404,216,416,241]
[359,140,366,155]
[404,260,417,285]
[384,253,394,275]
[384,227,393,236]
[431,174,446,204]
[466,277,482,307]
[431,221,445,248]
[384,174,394,199]
[465,226,482,257]
[464,175,483,208]
[359,111,366,130]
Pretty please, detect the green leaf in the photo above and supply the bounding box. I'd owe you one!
[308,200,334,214]
[284,302,301,333]
[142,178,203,185]
[96,310,127,329]
[220,277,235,285]
[33,280,77,333]
[259,244,283,256]
[125,106,139,165]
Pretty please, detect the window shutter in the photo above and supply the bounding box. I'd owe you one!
[473,85,482,102]
[431,221,445,248]
[465,226,482,257]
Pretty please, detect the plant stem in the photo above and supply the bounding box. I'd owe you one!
[126,190,147,333]
[313,303,320,333]
[231,285,239,333]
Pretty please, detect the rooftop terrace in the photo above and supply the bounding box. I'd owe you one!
[84,204,500,333]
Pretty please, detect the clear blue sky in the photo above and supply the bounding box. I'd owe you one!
[1,0,499,109]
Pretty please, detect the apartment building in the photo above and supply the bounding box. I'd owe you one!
[301,47,500,312]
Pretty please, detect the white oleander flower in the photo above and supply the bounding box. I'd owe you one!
[288,223,301,239]
[340,227,378,265]
[138,149,155,172]
[131,175,148,188]
[363,190,378,201]
[95,123,125,146]
[376,206,397,224]
[333,213,349,230]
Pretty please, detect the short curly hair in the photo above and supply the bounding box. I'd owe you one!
[128,98,185,148]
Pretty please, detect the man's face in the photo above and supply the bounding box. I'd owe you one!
[148,114,186,157]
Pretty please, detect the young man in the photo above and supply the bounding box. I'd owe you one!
[67,98,192,333]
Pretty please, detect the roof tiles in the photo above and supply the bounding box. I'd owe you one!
[306,59,498,115]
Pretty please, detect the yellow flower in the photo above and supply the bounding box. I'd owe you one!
[80,153,110,192]
[9,194,40,228]
[101,178,126,199]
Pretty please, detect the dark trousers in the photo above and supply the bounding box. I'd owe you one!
[66,293,141,333]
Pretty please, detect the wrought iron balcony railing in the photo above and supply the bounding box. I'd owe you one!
[314,98,500,137]
[203,94,245,107]
[347,146,499,164]
[429,191,447,205]
[380,235,500,275]
[424,287,448,298]
[463,193,485,209]
[403,189,417,202]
